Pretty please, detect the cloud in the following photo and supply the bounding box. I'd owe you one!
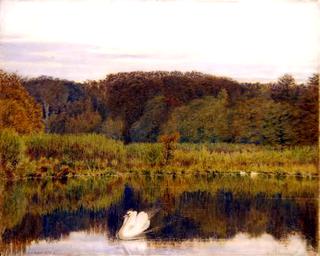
[0,39,317,82]
[0,41,146,62]
[0,0,318,81]
[0,40,191,81]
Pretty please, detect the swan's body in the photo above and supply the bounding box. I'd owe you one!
[250,171,258,178]
[239,171,247,176]
[117,210,150,240]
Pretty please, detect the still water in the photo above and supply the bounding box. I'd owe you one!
[0,174,318,255]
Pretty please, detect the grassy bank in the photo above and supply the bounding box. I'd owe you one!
[0,130,318,179]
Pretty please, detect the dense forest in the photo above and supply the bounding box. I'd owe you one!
[1,70,318,146]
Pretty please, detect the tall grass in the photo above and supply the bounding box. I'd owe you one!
[0,133,317,178]
[25,133,125,163]
[173,144,318,174]
[0,129,25,174]
[126,143,164,167]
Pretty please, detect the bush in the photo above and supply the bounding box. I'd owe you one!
[158,133,180,164]
[0,129,25,174]
[144,144,164,166]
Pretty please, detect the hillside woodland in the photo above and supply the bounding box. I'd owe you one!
[1,70,318,146]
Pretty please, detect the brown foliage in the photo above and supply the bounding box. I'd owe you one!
[159,132,180,164]
[0,70,43,133]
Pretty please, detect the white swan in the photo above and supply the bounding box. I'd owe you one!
[117,210,151,240]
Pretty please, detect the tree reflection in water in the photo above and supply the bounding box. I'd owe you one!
[0,174,318,255]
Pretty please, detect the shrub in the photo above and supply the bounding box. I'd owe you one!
[145,144,164,166]
[0,129,25,174]
[158,132,180,164]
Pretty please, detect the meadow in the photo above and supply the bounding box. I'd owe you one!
[0,130,318,179]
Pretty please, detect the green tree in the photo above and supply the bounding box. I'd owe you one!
[65,111,101,134]
[130,96,169,142]
[23,76,88,133]
[294,74,319,145]
[102,71,241,143]
[232,97,271,144]
[270,74,299,103]
[262,102,298,146]
[99,117,124,140]
[164,89,230,143]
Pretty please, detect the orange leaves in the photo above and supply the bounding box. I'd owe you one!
[159,132,180,145]
[0,70,44,134]
[159,132,180,164]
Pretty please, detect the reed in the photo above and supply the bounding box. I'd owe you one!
[0,133,317,178]
[0,129,25,176]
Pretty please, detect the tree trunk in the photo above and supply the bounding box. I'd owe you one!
[42,101,50,132]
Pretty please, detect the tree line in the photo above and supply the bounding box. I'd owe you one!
[0,70,318,146]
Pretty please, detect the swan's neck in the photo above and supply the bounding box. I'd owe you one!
[122,216,129,226]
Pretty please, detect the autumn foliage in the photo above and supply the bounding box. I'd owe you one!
[159,132,180,164]
[0,70,43,134]
[0,70,316,146]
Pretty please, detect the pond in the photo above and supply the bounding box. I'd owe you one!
[0,174,318,255]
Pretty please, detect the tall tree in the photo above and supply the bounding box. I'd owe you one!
[0,70,43,133]
[101,71,241,143]
[163,89,230,143]
[130,96,169,142]
[23,76,84,132]
[294,74,319,145]
[232,97,271,144]
[262,102,298,146]
[270,74,299,103]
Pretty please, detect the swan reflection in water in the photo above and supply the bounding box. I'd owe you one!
[117,210,156,240]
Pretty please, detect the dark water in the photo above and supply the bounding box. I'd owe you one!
[0,174,318,255]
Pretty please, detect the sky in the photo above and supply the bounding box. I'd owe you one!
[0,0,319,82]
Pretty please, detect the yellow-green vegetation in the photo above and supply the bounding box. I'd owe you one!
[0,131,318,179]
[163,90,230,143]
[0,129,25,173]
[173,143,318,175]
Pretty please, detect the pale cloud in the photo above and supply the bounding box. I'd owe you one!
[0,0,319,82]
